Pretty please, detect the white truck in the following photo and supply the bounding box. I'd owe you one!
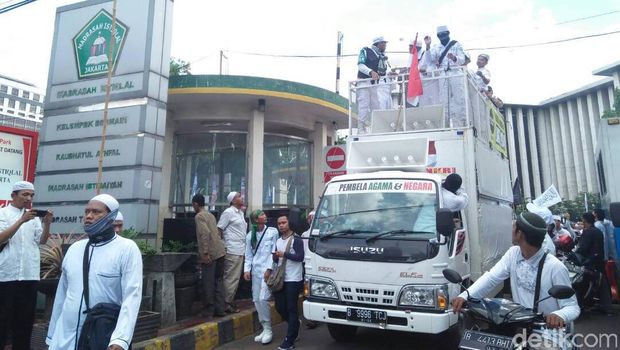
[303,67,514,342]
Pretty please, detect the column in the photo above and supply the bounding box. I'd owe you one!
[526,108,542,196]
[576,96,597,193]
[312,122,328,208]
[609,85,616,110]
[505,108,519,184]
[247,109,264,213]
[558,103,577,199]
[157,119,176,247]
[586,93,600,150]
[516,108,532,200]
[550,106,568,198]
[567,100,586,194]
[542,108,558,190]
[597,89,609,116]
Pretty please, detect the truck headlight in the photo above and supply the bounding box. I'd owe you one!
[309,277,339,300]
[399,285,448,310]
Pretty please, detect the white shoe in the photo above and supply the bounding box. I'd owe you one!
[261,322,273,344]
[254,331,265,343]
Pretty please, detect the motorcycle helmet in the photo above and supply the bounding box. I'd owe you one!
[556,234,574,251]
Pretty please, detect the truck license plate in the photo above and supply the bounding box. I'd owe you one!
[460,330,513,350]
[346,307,387,324]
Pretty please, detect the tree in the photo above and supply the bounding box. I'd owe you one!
[170,57,191,76]
[602,88,620,119]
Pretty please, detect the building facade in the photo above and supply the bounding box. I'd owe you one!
[160,75,348,225]
[0,74,45,131]
[505,61,620,201]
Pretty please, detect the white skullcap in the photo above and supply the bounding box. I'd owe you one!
[12,181,35,192]
[437,25,449,33]
[90,194,119,211]
[526,203,553,225]
[552,215,561,221]
[479,53,490,61]
[227,191,238,204]
[372,36,387,44]
[115,211,124,221]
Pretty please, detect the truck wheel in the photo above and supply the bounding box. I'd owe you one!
[327,323,358,342]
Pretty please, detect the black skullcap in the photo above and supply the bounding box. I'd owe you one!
[516,211,547,237]
[442,173,462,194]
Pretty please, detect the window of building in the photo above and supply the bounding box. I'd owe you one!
[597,153,607,195]
[0,85,7,93]
[29,105,36,113]
[8,99,15,108]
[0,97,4,106]
[263,135,311,207]
[173,132,247,211]
[22,91,30,99]
[33,93,40,102]
[18,102,26,111]
[11,88,18,96]
[18,112,25,117]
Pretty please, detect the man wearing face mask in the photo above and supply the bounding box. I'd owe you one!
[421,25,468,127]
[356,36,393,134]
[46,194,143,350]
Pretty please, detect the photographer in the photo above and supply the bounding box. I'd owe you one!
[0,181,53,350]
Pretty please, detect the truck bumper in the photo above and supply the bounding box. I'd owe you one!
[303,300,458,334]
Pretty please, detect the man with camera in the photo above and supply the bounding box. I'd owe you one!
[0,181,53,350]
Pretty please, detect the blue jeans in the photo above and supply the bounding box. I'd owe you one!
[274,281,303,341]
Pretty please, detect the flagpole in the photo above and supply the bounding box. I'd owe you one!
[335,31,343,94]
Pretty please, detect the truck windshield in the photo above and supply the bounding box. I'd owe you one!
[316,179,438,240]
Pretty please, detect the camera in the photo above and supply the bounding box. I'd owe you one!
[31,209,48,217]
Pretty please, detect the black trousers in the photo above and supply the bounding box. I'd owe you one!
[0,280,39,350]
[201,256,226,314]
[274,281,303,342]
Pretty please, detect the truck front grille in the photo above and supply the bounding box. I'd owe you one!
[338,284,397,306]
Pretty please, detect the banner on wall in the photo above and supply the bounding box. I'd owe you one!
[0,126,38,207]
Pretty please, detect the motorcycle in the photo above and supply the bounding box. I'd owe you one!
[563,252,602,308]
[442,269,575,350]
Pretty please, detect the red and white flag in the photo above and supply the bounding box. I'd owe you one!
[407,34,423,104]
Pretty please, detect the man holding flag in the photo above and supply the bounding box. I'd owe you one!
[406,34,424,107]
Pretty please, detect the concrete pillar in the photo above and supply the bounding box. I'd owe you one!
[597,89,609,116]
[609,85,616,110]
[516,108,532,200]
[558,103,577,199]
[542,108,558,190]
[586,93,600,150]
[567,100,586,194]
[536,109,552,189]
[550,106,568,199]
[612,72,620,89]
[157,118,176,247]
[526,108,542,196]
[312,122,328,208]
[576,96,597,193]
[247,109,265,213]
[505,108,519,185]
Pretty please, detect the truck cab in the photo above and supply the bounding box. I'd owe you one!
[303,67,514,341]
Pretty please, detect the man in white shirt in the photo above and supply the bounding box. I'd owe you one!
[46,194,142,350]
[441,173,468,212]
[421,25,468,127]
[0,181,52,350]
[113,211,124,234]
[218,191,248,313]
[356,36,393,133]
[551,215,572,244]
[452,212,580,331]
[473,54,491,93]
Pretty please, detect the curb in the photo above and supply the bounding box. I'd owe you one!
[134,303,283,350]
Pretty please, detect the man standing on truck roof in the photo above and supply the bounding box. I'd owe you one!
[357,36,393,134]
[421,25,468,127]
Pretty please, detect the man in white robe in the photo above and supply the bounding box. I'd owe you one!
[46,194,142,350]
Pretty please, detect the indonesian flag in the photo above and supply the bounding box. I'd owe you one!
[407,34,423,104]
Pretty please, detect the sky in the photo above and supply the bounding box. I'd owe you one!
[1,0,619,105]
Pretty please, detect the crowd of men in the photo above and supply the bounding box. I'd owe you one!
[0,181,310,350]
[356,25,504,133]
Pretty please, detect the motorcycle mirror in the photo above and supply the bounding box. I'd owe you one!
[442,269,463,284]
[548,285,575,300]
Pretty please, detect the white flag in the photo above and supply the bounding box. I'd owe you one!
[532,185,562,208]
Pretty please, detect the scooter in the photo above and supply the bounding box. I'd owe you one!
[442,269,575,350]
[564,252,602,308]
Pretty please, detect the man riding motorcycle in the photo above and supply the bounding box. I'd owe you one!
[452,212,580,331]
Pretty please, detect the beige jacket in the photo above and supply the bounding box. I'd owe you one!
[195,210,226,260]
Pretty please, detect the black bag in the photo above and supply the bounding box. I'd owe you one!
[77,241,123,350]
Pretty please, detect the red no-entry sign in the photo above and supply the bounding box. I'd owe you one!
[325,146,346,169]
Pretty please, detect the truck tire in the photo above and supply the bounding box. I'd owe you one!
[327,323,358,342]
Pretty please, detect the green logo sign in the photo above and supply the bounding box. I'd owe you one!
[73,9,128,79]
